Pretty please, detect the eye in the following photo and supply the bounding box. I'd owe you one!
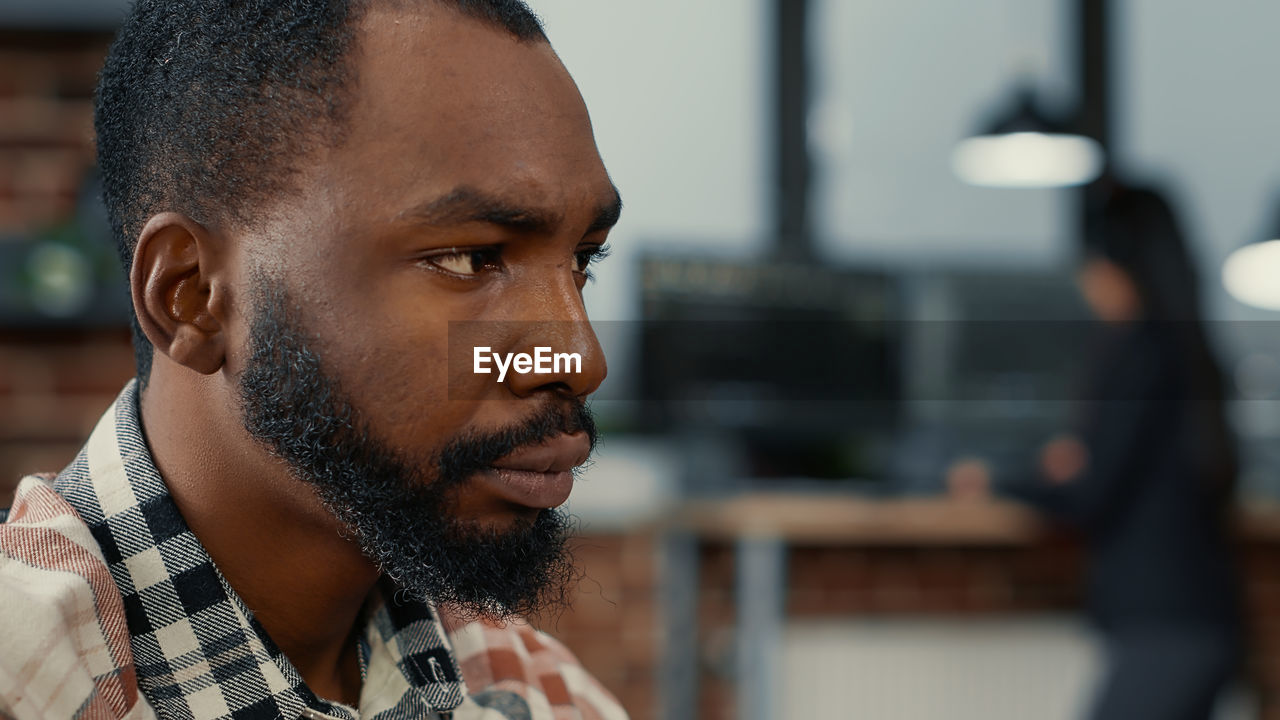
[423,247,502,277]
[573,243,612,280]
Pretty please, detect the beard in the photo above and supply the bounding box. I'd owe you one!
[236,282,595,620]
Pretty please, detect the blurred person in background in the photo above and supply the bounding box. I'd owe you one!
[950,182,1243,720]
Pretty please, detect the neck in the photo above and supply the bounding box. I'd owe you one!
[139,360,379,705]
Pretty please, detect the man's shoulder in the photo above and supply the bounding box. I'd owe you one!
[0,475,153,719]
[440,611,629,720]
[2,473,93,544]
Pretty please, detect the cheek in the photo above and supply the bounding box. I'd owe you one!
[322,320,462,443]
[297,264,527,450]
[317,318,530,457]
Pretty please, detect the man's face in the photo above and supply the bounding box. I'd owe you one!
[228,7,617,615]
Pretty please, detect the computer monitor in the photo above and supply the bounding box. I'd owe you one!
[637,255,902,480]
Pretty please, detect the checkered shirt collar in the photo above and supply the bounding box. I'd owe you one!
[53,381,467,719]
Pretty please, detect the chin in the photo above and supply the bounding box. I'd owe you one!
[462,504,548,535]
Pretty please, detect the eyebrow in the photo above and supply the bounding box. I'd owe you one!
[398,185,623,237]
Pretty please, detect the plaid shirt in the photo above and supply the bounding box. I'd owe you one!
[0,382,627,720]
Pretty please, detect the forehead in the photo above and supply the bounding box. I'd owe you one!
[306,5,611,230]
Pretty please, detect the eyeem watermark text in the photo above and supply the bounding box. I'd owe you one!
[473,346,583,382]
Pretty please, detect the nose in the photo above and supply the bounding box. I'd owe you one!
[504,277,607,400]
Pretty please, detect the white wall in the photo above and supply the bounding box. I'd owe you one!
[784,617,1256,720]
[527,1,1280,452]
[529,0,1280,300]
[527,0,770,323]
[1116,0,1280,325]
[537,0,1080,277]
[811,0,1076,269]
[784,618,1099,720]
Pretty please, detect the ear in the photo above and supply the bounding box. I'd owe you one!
[130,213,228,375]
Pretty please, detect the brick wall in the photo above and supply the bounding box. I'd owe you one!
[686,539,1084,720]
[0,329,133,505]
[0,30,109,234]
[629,534,1280,720]
[0,29,122,501]
[1243,541,1280,719]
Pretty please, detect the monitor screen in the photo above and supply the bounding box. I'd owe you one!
[637,255,902,442]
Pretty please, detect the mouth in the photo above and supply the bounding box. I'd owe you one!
[480,431,592,509]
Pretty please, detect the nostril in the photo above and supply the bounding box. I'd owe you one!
[542,381,576,398]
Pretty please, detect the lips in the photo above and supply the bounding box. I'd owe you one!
[480,431,592,509]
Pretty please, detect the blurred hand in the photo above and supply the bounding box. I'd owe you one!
[1040,435,1088,485]
[946,457,992,501]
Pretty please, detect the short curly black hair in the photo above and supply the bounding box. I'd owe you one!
[94,0,546,384]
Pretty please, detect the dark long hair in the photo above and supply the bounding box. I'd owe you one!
[1083,183,1238,498]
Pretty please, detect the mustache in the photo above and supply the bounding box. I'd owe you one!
[434,399,597,483]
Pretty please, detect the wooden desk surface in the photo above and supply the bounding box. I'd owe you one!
[671,493,1280,546]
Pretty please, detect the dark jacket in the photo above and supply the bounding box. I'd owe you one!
[1006,321,1240,630]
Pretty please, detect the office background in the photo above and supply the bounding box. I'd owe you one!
[4,1,1280,718]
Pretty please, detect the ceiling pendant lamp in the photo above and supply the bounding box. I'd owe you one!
[952,87,1106,189]
[1223,198,1280,311]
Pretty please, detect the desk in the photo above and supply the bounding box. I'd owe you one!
[661,495,1044,720]
[661,494,1280,720]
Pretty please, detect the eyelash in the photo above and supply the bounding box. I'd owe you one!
[575,243,611,282]
[420,243,612,281]
[420,247,503,277]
